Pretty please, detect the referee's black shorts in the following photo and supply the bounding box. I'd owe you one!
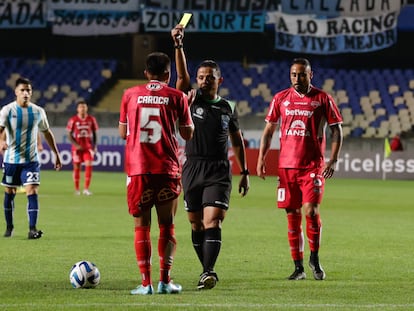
[182,159,232,212]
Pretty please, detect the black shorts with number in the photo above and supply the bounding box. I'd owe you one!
[182,159,232,212]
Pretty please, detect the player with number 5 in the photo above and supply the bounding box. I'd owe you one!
[119,52,194,295]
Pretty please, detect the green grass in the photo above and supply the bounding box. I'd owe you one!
[0,171,413,310]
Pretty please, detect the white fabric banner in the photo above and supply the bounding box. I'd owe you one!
[268,11,399,37]
[267,9,400,54]
[139,0,278,11]
[280,0,401,16]
[47,0,140,11]
[49,10,140,36]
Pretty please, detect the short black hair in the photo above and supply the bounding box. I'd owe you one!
[292,58,311,69]
[145,52,170,76]
[76,100,87,107]
[197,60,221,76]
[15,77,32,88]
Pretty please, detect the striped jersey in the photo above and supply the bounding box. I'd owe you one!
[0,101,50,164]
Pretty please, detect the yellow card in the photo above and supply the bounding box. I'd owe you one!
[179,13,192,28]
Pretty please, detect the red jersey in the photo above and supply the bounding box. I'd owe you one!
[119,80,193,176]
[66,114,99,151]
[265,86,342,169]
[390,136,403,151]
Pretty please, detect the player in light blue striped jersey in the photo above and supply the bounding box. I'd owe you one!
[0,77,62,239]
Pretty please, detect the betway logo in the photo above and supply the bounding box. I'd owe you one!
[285,109,313,117]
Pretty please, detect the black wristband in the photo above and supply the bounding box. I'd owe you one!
[174,44,183,49]
[240,169,250,175]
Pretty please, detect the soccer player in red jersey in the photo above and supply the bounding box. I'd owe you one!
[66,100,99,195]
[257,58,343,281]
[119,52,194,295]
[390,133,403,151]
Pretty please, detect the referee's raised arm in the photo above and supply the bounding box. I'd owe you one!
[171,25,191,92]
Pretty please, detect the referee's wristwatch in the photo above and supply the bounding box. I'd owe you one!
[240,169,250,175]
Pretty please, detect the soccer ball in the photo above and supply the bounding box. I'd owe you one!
[69,260,101,288]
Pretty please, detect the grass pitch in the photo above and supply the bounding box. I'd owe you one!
[0,171,413,310]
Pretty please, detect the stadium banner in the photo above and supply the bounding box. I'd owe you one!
[267,9,400,54]
[280,0,401,16]
[333,151,414,180]
[18,143,277,175]
[142,9,265,32]
[38,129,414,179]
[39,143,124,172]
[49,10,140,36]
[0,143,123,172]
[0,0,47,28]
[47,0,140,11]
[16,144,414,180]
[140,0,279,11]
[49,127,273,149]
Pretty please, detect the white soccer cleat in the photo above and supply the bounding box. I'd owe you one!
[130,284,154,295]
[157,281,182,294]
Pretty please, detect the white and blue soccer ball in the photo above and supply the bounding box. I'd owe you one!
[69,260,100,288]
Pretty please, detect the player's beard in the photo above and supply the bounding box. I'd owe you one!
[293,84,306,94]
[199,85,211,97]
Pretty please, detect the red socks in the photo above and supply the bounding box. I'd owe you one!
[158,224,176,284]
[287,213,322,260]
[73,167,80,190]
[306,214,322,252]
[84,165,92,190]
[134,224,177,286]
[287,213,304,261]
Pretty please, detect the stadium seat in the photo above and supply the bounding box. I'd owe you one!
[362,127,376,138]
[0,57,117,112]
[388,84,400,94]
[342,126,351,137]
[403,91,413,100]
[375,108,387,116]
[242,77,252,86]
[236,100,252,117]
[80,79,91,90]
[376,127,389,138]
[350,127,362,137]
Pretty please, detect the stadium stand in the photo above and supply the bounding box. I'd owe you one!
[169,60,414,138]
[0,57,118,113]
[1,57,413,138]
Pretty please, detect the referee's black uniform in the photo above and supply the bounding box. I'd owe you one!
[182,93,240,212]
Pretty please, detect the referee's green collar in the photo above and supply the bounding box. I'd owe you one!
[204,96,221,103]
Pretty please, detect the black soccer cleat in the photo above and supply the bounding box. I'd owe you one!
[197,271,219,290]
[309,258,326,280]
[28,229,43,239]
[4,226,14,238]
[288,267,306,280]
